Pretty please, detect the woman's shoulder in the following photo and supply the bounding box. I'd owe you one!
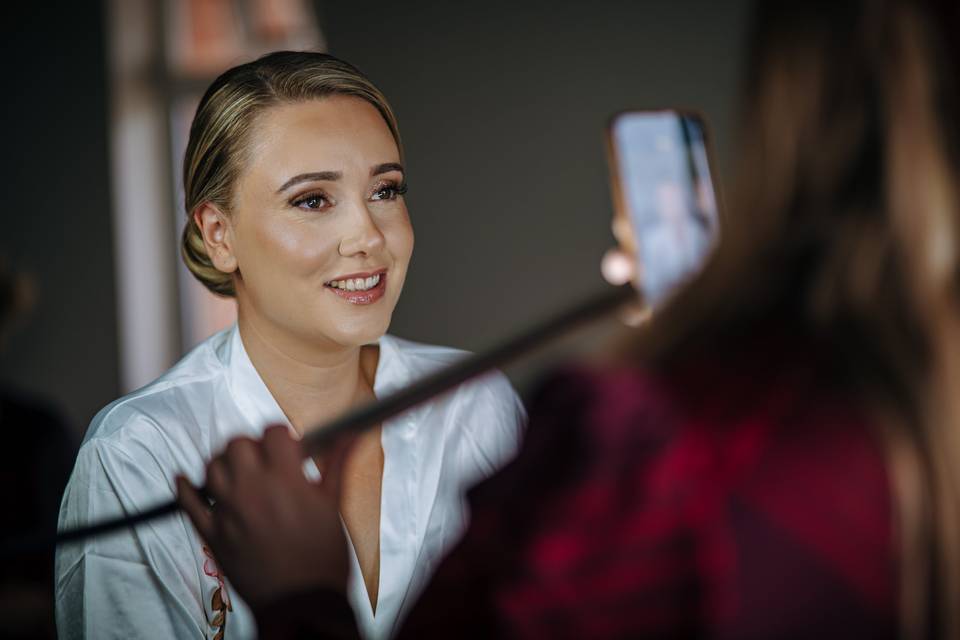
[453,366,894,639]
[525,363,676,453]
[527,349,885,463]
[79,328,235,476]
[531,355,893,565]
[379,334,470,372]
[520,350,891,532]
[380,334,522,406]
[381,335,527,479]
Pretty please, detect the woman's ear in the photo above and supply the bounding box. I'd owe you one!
[193,203,238,273]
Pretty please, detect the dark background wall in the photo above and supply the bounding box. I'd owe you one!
[0,0,750,432]
[320,0,750,390]
[0,2,118,433]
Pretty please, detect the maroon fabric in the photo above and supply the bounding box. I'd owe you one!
[254,334,897,639]
[400,336,896,639]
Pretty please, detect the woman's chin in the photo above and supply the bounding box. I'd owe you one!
[281,296,396,349]
[321,317,391,348]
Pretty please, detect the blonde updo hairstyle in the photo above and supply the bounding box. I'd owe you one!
[181,51,403,297]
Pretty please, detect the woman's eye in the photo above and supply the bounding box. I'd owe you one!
[372,187,397,201]
[371,182,407,202]
[293,194,328,210]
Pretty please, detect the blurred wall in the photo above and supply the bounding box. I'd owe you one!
[320,0,751,392]
[0,2,119,432]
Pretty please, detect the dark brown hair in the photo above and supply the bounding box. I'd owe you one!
[631,2,960,636]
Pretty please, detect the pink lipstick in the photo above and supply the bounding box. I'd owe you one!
[324,269,387,305]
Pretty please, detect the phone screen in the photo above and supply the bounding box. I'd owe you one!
[607,110,720,306]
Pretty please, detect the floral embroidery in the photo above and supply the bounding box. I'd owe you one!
[203,545,232,639]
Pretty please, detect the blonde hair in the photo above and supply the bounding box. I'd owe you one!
[181,51,403,296]
[628,2,960,636]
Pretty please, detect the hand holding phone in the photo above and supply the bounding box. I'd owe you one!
[606,110,721,307]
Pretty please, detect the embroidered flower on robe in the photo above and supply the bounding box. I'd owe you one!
[202,545,232,639]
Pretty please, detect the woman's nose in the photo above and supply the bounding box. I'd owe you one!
[338,202,386,257]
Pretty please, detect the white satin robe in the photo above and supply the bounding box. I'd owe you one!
[55,325,526,639]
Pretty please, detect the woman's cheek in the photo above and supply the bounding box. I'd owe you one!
[384,212,415,262]
[275,224,339,275]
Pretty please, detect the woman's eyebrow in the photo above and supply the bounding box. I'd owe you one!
[371,162,404,177]
[276,171,342,193]
[276,164,402,193]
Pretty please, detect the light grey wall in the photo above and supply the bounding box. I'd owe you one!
[320,0,751,394]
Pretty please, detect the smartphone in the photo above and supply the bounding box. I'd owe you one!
[606,110,721,306]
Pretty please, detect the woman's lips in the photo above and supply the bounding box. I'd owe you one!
[324,271,387,305]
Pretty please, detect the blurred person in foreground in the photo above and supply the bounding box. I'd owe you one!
[179,0,960,637]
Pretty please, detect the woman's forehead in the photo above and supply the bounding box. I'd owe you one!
[244,97,400,183]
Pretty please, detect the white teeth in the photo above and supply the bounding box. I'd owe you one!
[329,274,381,291]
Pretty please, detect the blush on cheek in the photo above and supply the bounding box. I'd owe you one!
[260,222,340,277]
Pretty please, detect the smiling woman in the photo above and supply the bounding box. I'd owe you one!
[54,52,526,640]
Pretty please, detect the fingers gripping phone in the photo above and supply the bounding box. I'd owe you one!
[606,110,722,307]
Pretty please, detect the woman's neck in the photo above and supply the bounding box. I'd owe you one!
[237,312,378,436]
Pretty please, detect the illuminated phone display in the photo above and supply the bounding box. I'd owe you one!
[608,110,721,306]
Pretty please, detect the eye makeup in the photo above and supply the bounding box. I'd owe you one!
[371,180,408,201]
[290,189,333,211]
[286,179,408,211]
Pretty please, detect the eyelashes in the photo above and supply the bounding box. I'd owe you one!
[372,181,408,201]
[289,181,408,212]
[290,192,330,211]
